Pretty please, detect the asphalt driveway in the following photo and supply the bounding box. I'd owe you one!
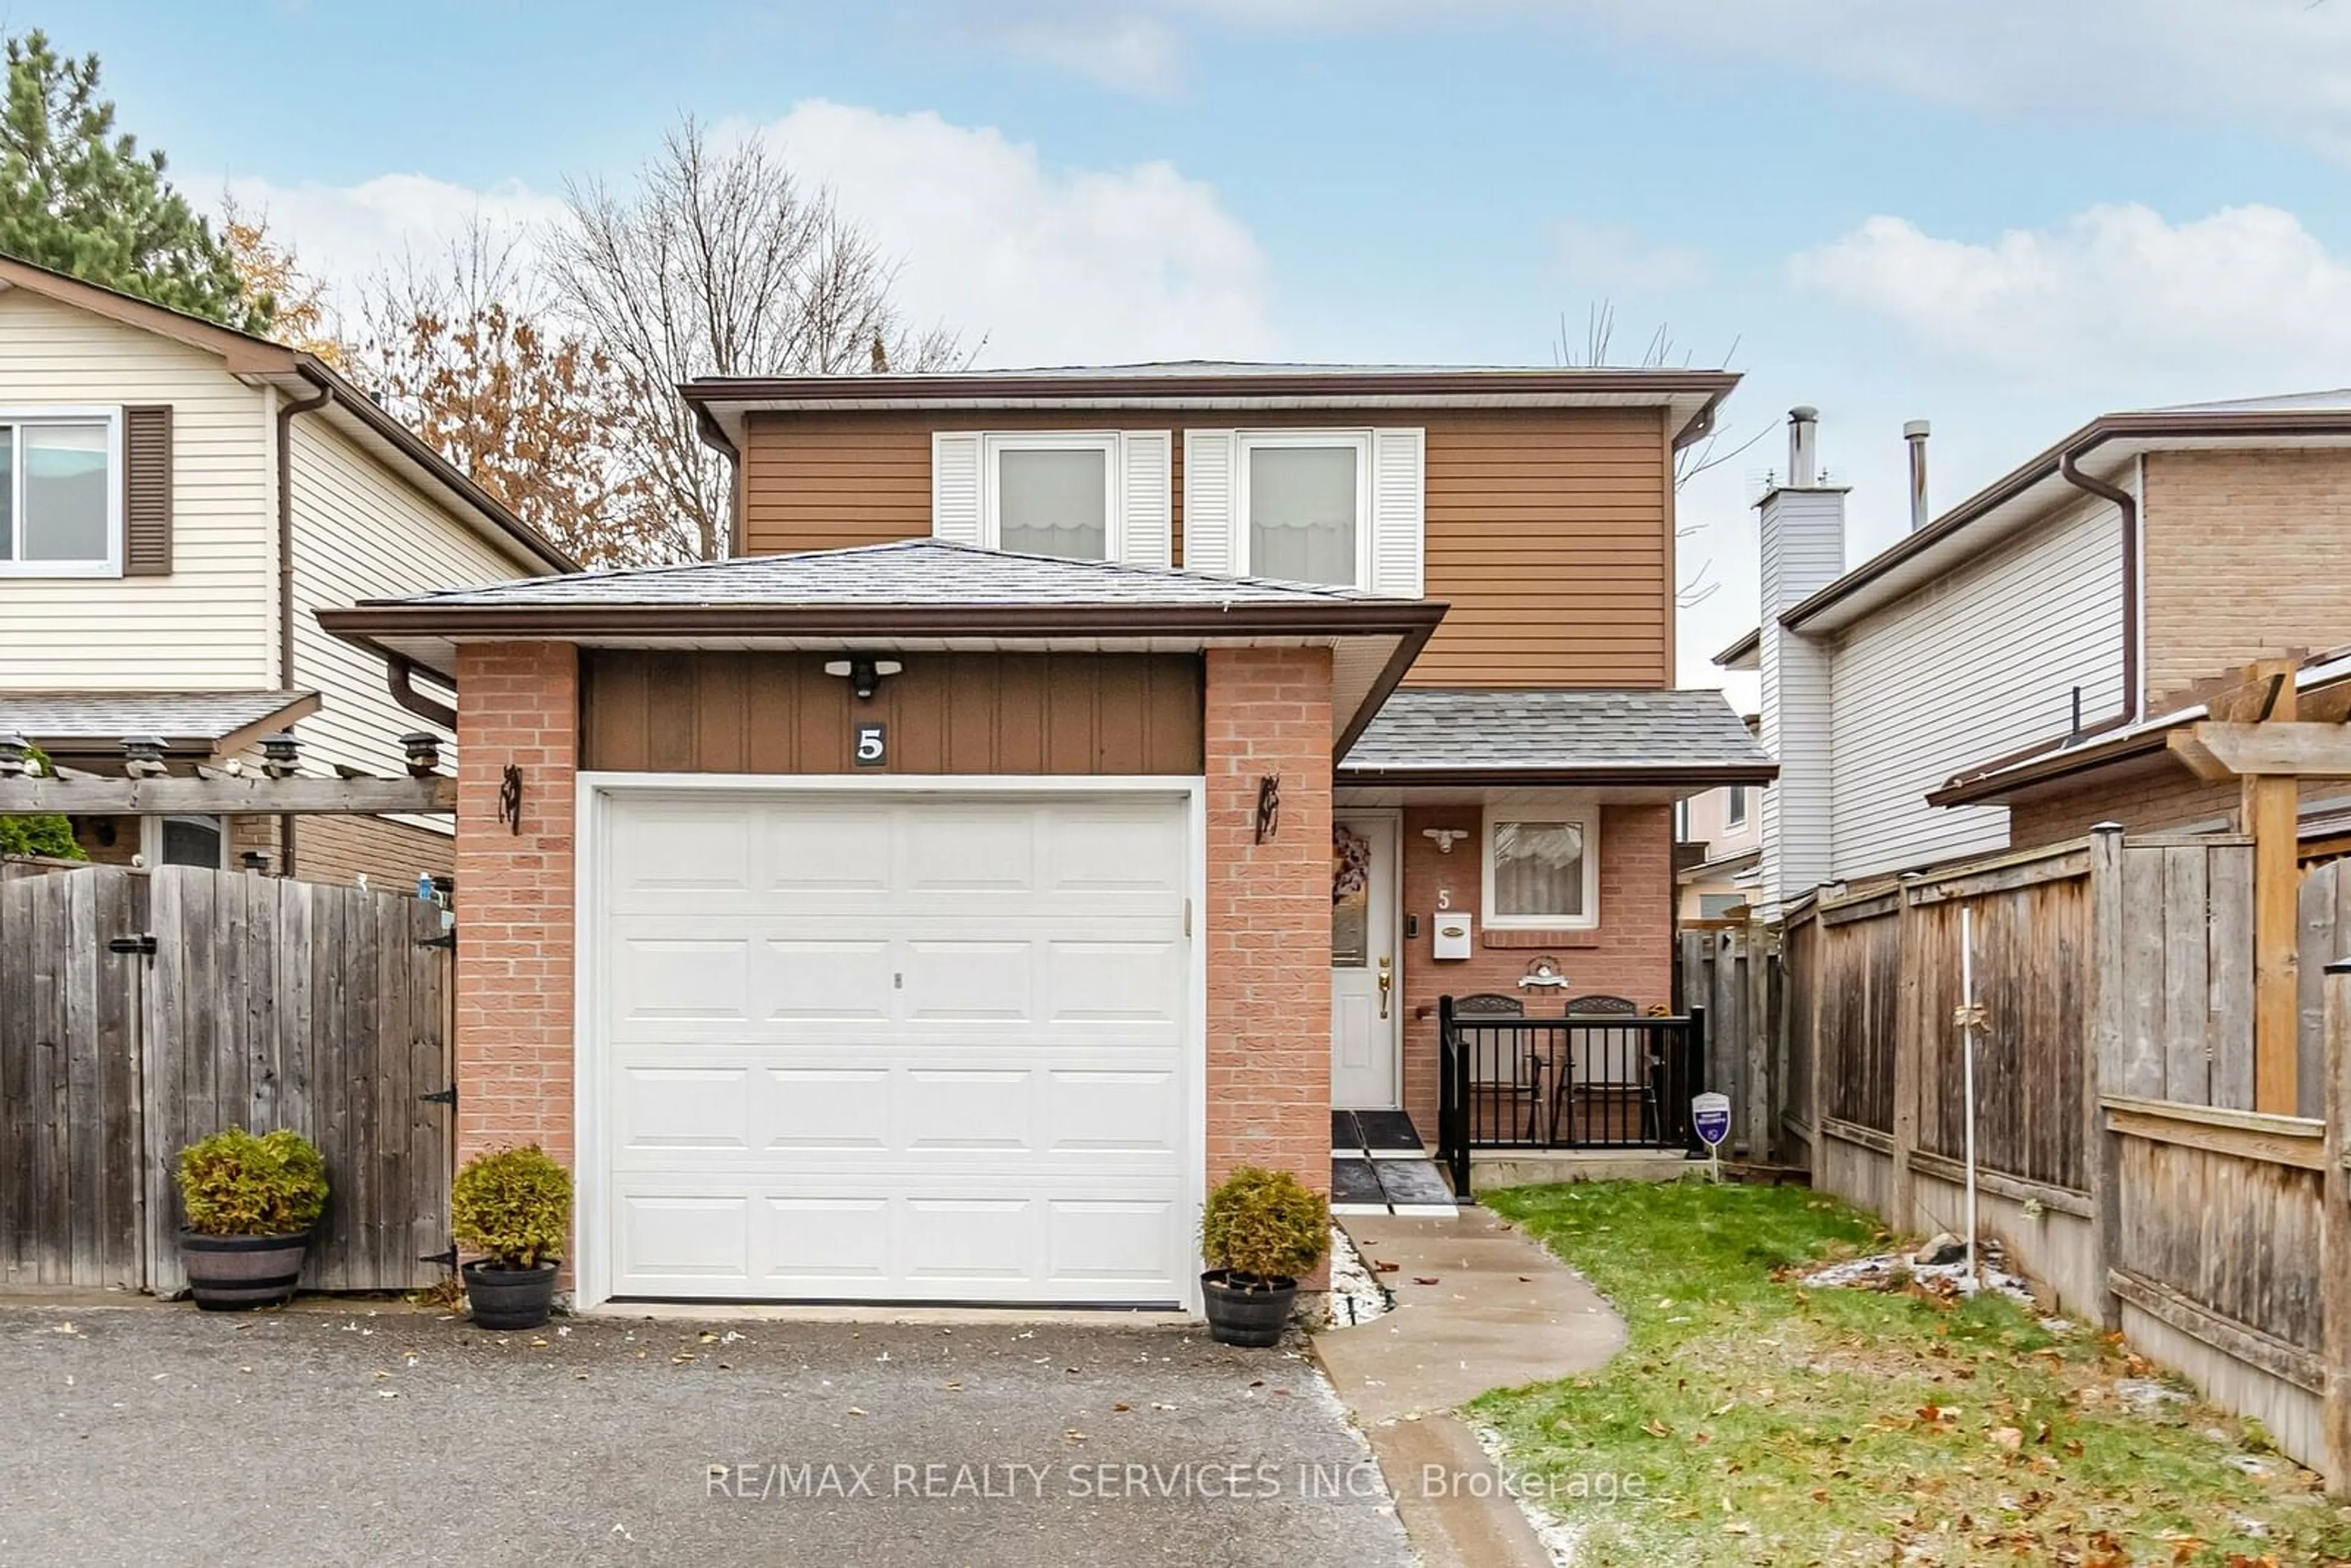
[0,1303,1411,1568]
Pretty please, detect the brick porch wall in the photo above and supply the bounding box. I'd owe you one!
[1397,802,1674,1139]
[1204,645,1333,1194]
[452,641,579,1172]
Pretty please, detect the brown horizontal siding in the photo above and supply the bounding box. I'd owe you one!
[580,650,1203,775]
[740,405,1671,688]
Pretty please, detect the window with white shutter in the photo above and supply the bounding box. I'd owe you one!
[933,430,1174,567]
[931,432,984,546]
[1207,427,1423,596]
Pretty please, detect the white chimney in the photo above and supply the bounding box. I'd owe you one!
[1904,419,1931,533]
[1753,407,1847,914]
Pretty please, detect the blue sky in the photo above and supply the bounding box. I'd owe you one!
[50,2,2351,689]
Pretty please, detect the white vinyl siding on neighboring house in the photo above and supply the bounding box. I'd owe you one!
[0,289,272,688]
[1826,492,2128,879]
[286,414,539,789]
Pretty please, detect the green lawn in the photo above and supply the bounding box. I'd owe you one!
[1471,1180,2351,1567]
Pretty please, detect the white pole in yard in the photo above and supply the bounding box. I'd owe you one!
[1959,903,1980,1288]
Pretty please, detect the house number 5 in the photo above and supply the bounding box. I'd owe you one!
[853,722,887,767]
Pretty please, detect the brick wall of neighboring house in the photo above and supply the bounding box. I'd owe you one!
[2142,449,2351,708]
[1397,801,1674,1139]
[451,642,579,1179]
[1203,645,1334,1203]
[290,814,454,888]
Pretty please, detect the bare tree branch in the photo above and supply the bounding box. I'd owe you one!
[546,118,970,560]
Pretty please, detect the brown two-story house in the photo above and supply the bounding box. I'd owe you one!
[321,363,1772,1313]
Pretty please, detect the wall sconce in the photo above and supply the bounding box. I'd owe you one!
[400,732,443,777]
[1518,956,1570,990]
[822,656,904,702]
[1420,827,1469,853]
[261,731,302,779]
[122,735,170,779]
[0,732,28,778]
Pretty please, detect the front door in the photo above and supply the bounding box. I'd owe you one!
[1330,813,1401,1108]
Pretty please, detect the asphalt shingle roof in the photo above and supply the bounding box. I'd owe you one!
[367,539,1385,610]
[1342,688,1773,774]
[0,690,317,746]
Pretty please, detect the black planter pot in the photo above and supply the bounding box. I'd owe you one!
[179,1229,310,1311]
[463,1261,559,1330]
[1201,1269,1297,1348]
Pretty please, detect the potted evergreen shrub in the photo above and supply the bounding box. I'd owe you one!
[452,1144,571,1330]
[1199,1165,1329,1347]
[175,1127,328,1310]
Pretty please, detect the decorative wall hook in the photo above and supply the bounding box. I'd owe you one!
[1254,774,1281,844]
[1518,956,1570,989]
[498,763,524,835]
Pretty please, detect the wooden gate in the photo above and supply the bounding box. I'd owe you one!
[0,863,452,1294]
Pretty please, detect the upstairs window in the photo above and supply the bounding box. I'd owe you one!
[0,411,118,574]
[932,430,1172,567]
[1181,427,1422,596]
[1725,786,1749,828]
[1242,435,1363,587]
[992,437,1112,560]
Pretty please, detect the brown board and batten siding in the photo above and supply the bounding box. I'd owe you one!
[739,406,1673,689]
[581,651,1204,775]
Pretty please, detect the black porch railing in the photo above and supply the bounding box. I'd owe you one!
[1435,997,1708,1195]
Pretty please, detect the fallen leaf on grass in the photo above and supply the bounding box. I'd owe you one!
[1990,1427,2023,1452]
[1412,1277,1440,1286]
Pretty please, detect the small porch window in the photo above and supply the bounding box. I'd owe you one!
[1483,812,1598,929]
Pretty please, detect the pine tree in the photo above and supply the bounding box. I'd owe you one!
[0,30,266,332]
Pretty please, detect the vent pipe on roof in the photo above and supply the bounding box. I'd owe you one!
[1904,419,1931,532]
[1788,406,1819,487]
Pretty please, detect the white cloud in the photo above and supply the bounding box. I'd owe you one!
[1552,220,1707,295]
[213,103,1272,367]
[212,171,562,290]
[978,10,1186,97]
[1789,203,2351,397]
[760,101,1271,364]
[967,1,2351,151]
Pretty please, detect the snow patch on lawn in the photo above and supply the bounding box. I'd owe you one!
[1324,1225,1393,1329]
[1799,1238,2038,1307]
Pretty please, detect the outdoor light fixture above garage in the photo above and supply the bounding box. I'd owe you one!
[822,656,904,701]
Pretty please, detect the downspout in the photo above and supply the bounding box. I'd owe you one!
[385,655,459,732]
[2055,447,2142,735]
[276,374,336,876]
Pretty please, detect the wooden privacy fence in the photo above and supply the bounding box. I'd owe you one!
[0,862,452,1295]
[1775,827,2351,1480]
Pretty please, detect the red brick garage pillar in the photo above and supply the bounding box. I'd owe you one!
[452,641,579,1173]
[1204,645,1333,1194]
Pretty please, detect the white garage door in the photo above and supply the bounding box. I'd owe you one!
[589,788,1195,1305]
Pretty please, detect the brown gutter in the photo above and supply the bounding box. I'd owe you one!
[1336,763,1780,789]
[1925,728,2172,809]
[385,656,459,732]
[317,599,1449,645]
[275,377,336,876]
[683,367,1738,405]
[1781,410,2351,633]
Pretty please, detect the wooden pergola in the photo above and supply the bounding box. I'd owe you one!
[2169,657,2351,1114]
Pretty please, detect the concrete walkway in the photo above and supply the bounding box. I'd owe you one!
[1314,1207,1625,1568]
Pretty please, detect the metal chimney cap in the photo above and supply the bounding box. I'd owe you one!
[1789,405,1819,422]
[1903,419,1932,438]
